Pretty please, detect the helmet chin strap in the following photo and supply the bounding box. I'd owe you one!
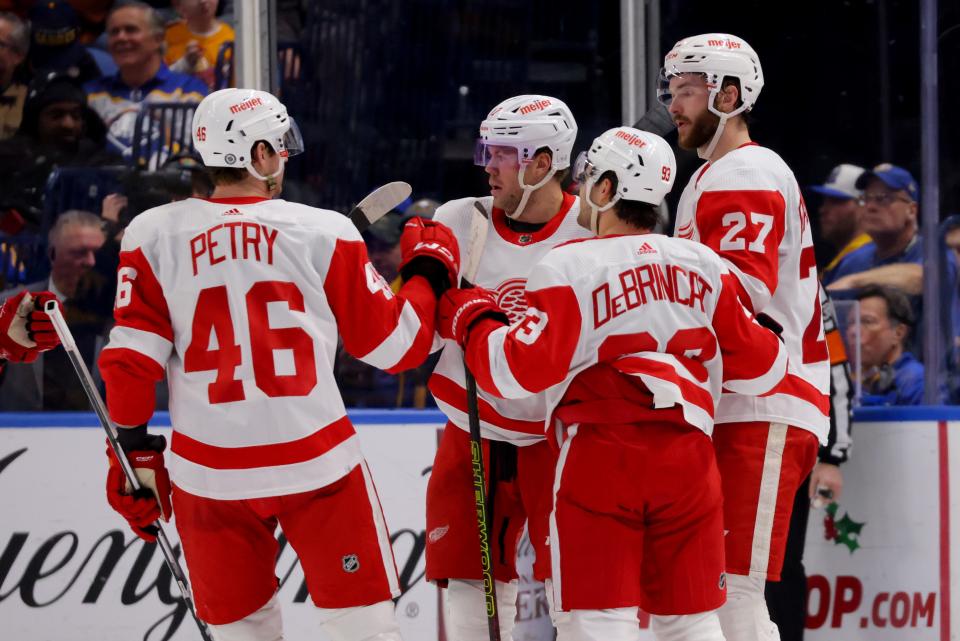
[246,161,285,192]
[507,165,558,220]
[698,87,749,161]
[698,113,728,161]
[581,177,620,235]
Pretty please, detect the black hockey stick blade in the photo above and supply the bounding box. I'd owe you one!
[631,102,676,137]
[347,181,413,233]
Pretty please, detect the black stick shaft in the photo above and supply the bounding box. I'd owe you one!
[46,302,214,641]
[459,200,500,640]
[465,368,501,641]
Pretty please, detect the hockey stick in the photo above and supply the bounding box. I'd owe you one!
[459,200,501,641]
[44,301,215,641]
[348,181,412,233]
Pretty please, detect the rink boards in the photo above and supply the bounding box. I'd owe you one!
[1,408,958,641]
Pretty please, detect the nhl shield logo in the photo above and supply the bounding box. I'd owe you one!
[718,572,726,590]
[342,554,360,573]
[518,233,533,244]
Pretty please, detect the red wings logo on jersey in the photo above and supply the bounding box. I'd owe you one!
[495,278,529,324]
[676,221,695,240]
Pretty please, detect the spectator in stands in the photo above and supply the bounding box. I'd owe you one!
[84,1,207,161]
[0,210,112,410]
[940,214,960,403]
[0,72,116,231]
[810,163,869,283]
[848,285,936,405]
[0,11,28,139]
[28,1,102,84]
[824,164,957,355]
[823,164,949,293]
[165,0,234,90]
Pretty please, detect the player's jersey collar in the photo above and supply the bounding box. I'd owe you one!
[695,141,761,188]
[202,196,272,205]
[491,192,576,246]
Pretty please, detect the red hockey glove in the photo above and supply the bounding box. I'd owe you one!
[105,426,172,543]
[0,291,61,362]
[398,217,460,296]
[438,286,509,347]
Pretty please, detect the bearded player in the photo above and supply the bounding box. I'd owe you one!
[661,34,830,641]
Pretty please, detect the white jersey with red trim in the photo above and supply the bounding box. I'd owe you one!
[673,143,830,441]
[98,196,437,500]
[430,192,590,444]
[462,234,788,435]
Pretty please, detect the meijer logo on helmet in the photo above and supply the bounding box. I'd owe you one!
[229,97,264,114]
[614,130,647,148]
[707,38,741,49]
[519,99,552,115]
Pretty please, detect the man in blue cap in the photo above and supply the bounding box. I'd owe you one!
[823,163,950,291]
[810,163,869,283]
[825,163,957,360]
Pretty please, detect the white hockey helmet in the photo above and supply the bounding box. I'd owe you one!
[192,88,304,180]
[475,94,578,219]
[573,127,676,234]
[658,34,763,159]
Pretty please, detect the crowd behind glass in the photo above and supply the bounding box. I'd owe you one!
[0,0,955,411]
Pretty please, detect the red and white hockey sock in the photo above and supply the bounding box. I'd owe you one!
[716,574,780,641]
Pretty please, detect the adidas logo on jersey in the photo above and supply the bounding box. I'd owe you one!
[637,242,657,255]
[222,208,243,216]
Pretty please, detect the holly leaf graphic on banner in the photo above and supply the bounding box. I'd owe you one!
[834,512,866,553]
[821,502,866,553]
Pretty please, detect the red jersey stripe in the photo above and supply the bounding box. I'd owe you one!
[171,416,356,469]
[430,374,546,435]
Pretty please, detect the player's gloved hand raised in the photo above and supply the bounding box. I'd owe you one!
[0,291,61,363]
[398,217,460,296]
[438,286,509,347]
[105,425,172,543]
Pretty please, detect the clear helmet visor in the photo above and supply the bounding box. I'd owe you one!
[473,140,522,169]
[571,150,597,185]
[474,138,492,167]
[658,70,713,109]
[656,67,674,107]
[279,118,305,158]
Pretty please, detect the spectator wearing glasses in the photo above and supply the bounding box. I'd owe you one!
[0,11,28,139]
[823,164,953,293]
[810,163,869,283]
[848,285,944,405]
[824,164,958,359]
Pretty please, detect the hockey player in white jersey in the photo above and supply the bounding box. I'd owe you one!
[97,88,461,641]
[660,34,831,641]
[425,94,590,640]
[435,127,788,641]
